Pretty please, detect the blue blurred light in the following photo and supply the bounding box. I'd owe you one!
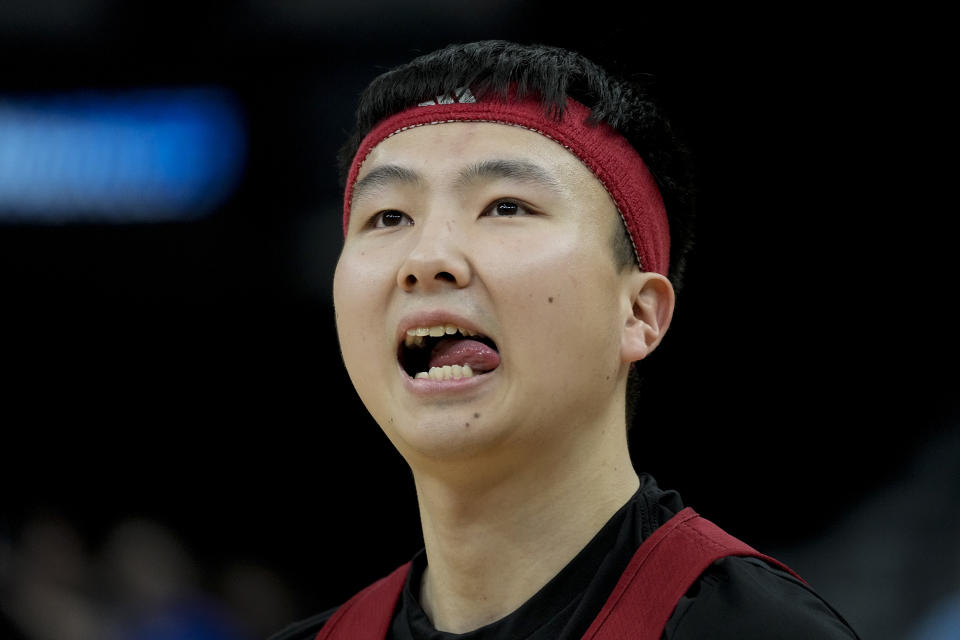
[0,88,246,223]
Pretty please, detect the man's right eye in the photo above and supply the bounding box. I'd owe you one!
[372,210,412,228]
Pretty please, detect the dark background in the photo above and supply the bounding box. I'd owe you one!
[1,3,955,640]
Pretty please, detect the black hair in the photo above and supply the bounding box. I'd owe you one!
[338,40,697,429]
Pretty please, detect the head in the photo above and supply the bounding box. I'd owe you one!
[332,41,695,471]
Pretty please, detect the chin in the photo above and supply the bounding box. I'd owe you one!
[381,410,513,466]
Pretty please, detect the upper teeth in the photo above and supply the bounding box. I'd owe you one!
[404,324,478,347]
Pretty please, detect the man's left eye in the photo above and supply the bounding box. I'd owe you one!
[484,200,528,217]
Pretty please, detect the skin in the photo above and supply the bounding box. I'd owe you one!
[333,121,675,632]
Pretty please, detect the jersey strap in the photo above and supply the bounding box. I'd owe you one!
[582,506,805,640]
[313,562,410,640]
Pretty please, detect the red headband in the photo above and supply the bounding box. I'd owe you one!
[343,89,670,275]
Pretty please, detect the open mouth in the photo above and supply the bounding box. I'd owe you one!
[399,324,500,381]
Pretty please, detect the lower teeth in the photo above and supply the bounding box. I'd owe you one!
[414,364,474,380]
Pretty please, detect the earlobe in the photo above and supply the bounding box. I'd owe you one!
[621,272,675,364]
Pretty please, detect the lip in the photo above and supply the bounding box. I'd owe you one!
[395,309,499,395]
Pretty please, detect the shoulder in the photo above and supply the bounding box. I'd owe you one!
[664,556,860,639]
[267,608,337,640]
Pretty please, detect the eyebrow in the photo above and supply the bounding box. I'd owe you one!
[453,159,564,194]
[351,158,565,206]
[351,164,424,205]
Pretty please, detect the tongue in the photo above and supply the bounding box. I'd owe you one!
[429,337,500,373]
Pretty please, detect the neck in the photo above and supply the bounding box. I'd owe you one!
[410,416,638,633]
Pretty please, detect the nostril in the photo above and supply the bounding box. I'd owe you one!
[401,270,459,288]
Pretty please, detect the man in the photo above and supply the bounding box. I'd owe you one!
[273,40,859,639]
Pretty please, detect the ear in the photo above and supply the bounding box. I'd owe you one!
[621,271,676,364]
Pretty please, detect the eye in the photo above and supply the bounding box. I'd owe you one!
[483,199,532,217]
[371,209,413,228]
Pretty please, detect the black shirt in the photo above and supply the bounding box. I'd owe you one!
[271,474,859,639]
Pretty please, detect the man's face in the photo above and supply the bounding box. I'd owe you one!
[333,122,635,465]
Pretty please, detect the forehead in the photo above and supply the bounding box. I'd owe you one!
[356,121,605,196]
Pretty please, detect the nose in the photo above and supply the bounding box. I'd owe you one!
[397,216,471,292]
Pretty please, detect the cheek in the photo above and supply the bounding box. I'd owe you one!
[333,249,387,361]
[482,232,621,366]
